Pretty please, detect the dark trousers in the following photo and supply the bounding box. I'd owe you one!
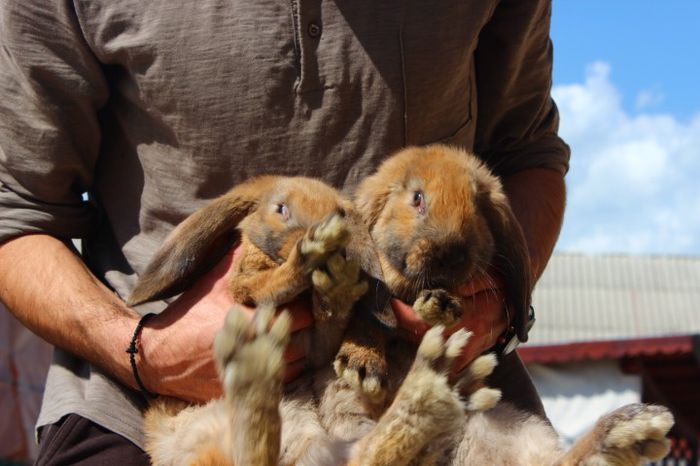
[35,414,150,466]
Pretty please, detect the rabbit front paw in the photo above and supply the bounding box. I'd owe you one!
[413,289,463,327]
[334,340,388,405]
[299,210,350,272]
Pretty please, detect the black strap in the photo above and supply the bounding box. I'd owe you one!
[125,313,159,401]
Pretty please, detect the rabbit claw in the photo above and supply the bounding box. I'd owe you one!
[413,289,463,327]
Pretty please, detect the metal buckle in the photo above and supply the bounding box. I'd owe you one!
[497,305,535,355]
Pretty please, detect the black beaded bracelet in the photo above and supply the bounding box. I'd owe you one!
[126,313,159,401]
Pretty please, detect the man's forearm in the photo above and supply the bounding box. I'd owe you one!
[0,234,140,388]
[501,167,567,283]
[0,234,310,402]
[0,233,226,401]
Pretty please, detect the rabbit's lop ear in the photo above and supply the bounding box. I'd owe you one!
[127,176,277,306]
[476,171,533,343]
[345,207,396,329]
[354,170,393,230]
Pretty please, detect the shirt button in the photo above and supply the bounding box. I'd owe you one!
[307,22,321,39]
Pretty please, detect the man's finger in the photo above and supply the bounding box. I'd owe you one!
[457,272,505,297]
[283,359,306,383]
[284,330,308,363]
[280,300,314,332]
[391,298,431,344]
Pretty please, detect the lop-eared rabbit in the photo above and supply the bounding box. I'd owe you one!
[350,144,674,466]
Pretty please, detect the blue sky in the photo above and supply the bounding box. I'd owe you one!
[549,1,700,255]
[552,1,700,121]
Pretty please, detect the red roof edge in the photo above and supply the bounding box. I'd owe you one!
[518,335,698,364]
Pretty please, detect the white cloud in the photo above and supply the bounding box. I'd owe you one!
[635,88,664,111]
[554,62,700,255]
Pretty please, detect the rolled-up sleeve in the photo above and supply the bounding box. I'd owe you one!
[0,1,108,242]
[474,0,570,176]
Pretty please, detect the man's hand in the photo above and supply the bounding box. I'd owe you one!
[139,246,314,403]
[392,273,508,372]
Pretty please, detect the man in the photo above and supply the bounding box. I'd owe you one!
[0,0,568,463]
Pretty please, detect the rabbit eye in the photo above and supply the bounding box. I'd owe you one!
[412,190,426,214]
[277,203,290,221]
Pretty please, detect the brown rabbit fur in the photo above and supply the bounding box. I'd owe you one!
[346,144,674,465]
[354,145,532,335]
[128,175,390,465]
[128,175,500,466]
[330,140,534,416]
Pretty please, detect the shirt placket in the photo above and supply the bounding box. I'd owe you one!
[290,0,323,93]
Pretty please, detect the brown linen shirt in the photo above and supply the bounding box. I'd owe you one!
[0,0,569,448]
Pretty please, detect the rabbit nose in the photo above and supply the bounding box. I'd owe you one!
[437,249,468,269]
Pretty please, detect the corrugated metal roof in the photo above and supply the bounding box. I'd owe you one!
[526,253,700,346]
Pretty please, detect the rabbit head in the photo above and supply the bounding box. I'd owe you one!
[128,176,363,306]
[355,144,532,341]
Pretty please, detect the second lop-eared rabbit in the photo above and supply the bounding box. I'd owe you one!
[352,144,674,465]
[127,175,497,465]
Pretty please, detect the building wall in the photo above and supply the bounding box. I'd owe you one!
[526,359,642,445]
[0,305,52,461]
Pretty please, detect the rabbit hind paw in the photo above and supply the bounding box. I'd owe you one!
[334,340,388,405]
[414,327,501,413]
[566,403,674,466]
[601,403,674,463]
[456,352,501,412]
[214,304,291,398]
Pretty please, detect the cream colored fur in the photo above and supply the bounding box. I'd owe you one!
[146,308,499,466]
